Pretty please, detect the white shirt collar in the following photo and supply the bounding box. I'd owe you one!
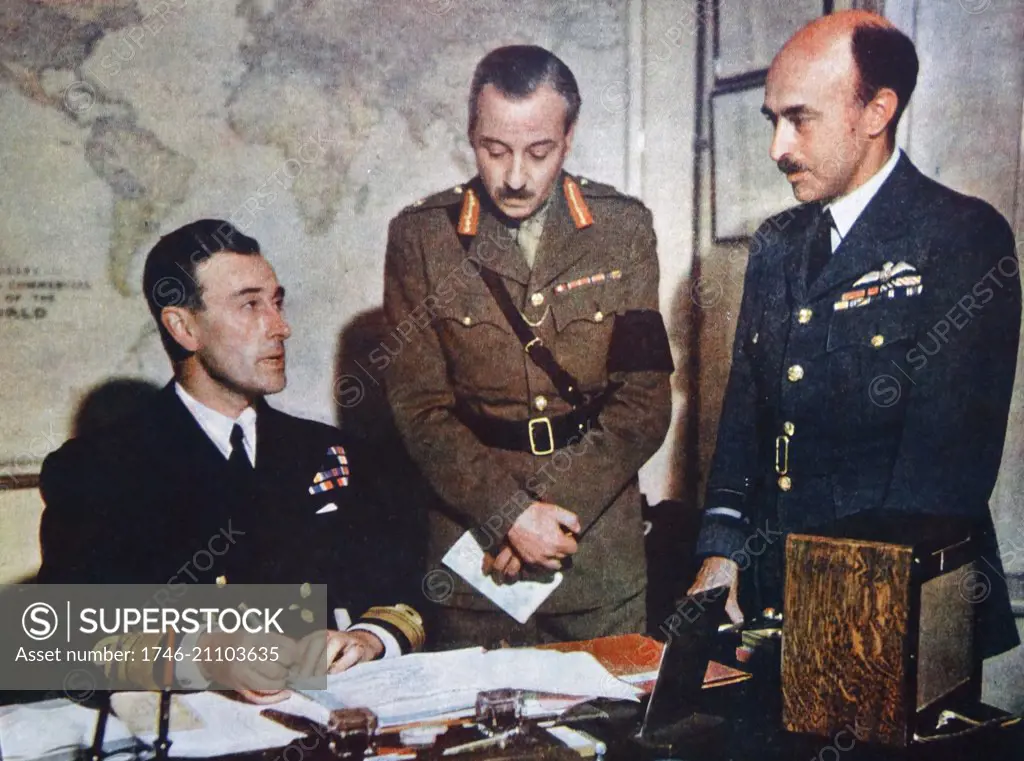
[826,147,903,250]
[174,382,258,466]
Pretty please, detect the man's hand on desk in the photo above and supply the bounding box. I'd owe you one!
[503,502,580,572]
[294,629,384,678]
[688,556,744,625]
[197,631,298,704]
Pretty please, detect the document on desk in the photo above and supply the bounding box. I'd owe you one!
[442,530,562,623]
[0,699,136,761]
[298,646,639,727]
[108,691,326,757]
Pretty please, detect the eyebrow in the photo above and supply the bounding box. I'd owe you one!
[231,286,286,300]
[478,137,511,150]
[478,137,558,150]
[761,104,816,120]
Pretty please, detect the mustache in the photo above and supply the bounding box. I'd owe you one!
[777,158,806,175]
[498,186,534,201]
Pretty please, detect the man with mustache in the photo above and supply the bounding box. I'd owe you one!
[383,45,673,647]
[689,11,1020,659]
[38,219,424,700]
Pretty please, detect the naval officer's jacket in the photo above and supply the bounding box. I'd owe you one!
[38,382,426,687]
[696,154,1020,655]
[383,172,673,613]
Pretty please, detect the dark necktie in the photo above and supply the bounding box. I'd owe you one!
[806,208,835,285]
[228,424,252,475]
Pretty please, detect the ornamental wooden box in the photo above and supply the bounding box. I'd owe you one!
[781,513,980,748]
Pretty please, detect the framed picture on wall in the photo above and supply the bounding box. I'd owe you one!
[710,83,795,242]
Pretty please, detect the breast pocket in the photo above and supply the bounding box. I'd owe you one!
[435,292,522,392]
[826,302,917,423]
[549,290,616,385]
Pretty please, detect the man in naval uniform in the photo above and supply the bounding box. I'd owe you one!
[38,220,425,701]
[383,45,673,648]
[689,11,1020,658]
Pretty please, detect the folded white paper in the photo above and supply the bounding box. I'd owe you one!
[442,531,562,623]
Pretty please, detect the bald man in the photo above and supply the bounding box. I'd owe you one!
[689,11,1020,658]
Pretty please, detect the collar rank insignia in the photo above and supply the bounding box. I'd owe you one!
[834,261,923,311]
[563,176,594,229]
[456,187,480,236]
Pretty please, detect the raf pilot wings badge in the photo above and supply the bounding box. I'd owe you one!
[834,261,923,311]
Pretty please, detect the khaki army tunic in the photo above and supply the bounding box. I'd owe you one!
[382,172,673,613]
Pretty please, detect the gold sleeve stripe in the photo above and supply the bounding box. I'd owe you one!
[362,603,426,652]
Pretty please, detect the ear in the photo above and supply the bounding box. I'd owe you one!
[161,306,201,353]
[863,87,899,139]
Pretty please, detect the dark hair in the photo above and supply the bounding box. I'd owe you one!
[142,219,260,362]
[850,23,918,141]
[468,45,581,135]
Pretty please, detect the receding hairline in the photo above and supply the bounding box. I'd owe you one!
[774,9,902,77]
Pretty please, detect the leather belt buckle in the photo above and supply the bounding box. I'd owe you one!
[528,416,555,456]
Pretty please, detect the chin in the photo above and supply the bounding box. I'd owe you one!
[791,183,822,204]
[260,375,287,396]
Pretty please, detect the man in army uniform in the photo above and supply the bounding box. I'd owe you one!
[689,11,1020,657]
[383,45,673,647]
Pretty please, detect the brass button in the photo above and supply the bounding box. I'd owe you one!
[778,475,792,491]
[453,185,463,194]
[530,292,545,307]
[579,177,589,186]
[783,421,795,436]
[461,316,472,326]
[797,308,813,324]
[593,311,604,323]
[787,364,804,382]
[413,198,424,206]
[534,395,548,412]
[870,334,885,348]
[215,575,227,587]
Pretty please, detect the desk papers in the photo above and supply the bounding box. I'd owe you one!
[108,691,325,757]
[0,699,135,761]
[298,646,639,726]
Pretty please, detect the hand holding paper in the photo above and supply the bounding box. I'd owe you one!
[443,531,563,624]
[506,501,580,569]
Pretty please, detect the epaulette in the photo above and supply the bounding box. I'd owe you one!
[399,184,471,216]
[569,174,647,209]
[570,174,620,198]
[556,174,647,229]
